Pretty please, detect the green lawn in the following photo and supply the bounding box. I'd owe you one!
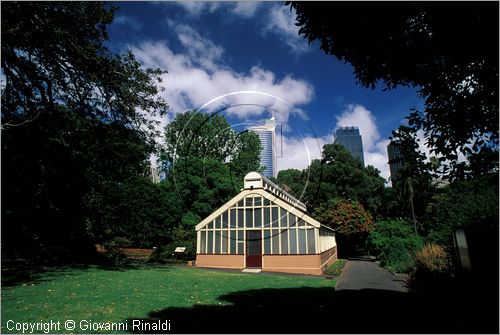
[2,265,335,333]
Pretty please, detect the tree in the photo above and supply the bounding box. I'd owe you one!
[163,110,237,164]
[425,173,498,278]
[229,130,263,182]
[388,125,436,233]
[274,168,305,198]
[288,2,498,178]
[2,2,167,133]
[87,177,182,249]
[313,198,374,257]
[1,2,167,263]
[425,173,499,248]
[162,110,262,224]
[294,143,385,216]
[163,110,262,192]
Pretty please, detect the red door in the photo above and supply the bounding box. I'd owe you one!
[246,230,262,268]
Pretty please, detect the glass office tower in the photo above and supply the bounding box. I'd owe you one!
[249,117,277,178]
[334,126,365,166]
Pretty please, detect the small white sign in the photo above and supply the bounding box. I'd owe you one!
[174,247,186,253]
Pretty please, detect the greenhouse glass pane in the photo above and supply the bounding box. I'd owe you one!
[237,230,244,254]
[271,207,279,227]
[215,231,221,253]
[298,229,306,254]
[254,208,262,228]
[245,208,253,228]
[263,207,271,228]
[263,230,271,254]
[222,211,229,229]
[200,231,206,253]
[280,229,288,254]
[230,230,236,254]
[280,209,288,228]
[272,229,280,254]
[207,231,213,254]
[307,229,316,254]
[237,209,244,228]
[222,231,228,253]
[289,228,297,254]
[230,209,236,229]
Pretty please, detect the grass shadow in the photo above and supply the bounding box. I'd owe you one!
[127,285,498,333]
[1,259,176,287]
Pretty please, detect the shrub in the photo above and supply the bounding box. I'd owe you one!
[410,243,452,290]
[414,243,450,274]
[110,236,133,247]
[149,226,196,263]
[367,219,424,273]
[149,246,187,264]
[379,239,415,273]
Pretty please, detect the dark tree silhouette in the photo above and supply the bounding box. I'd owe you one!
[2,2,167,264]
[288,1,498,179]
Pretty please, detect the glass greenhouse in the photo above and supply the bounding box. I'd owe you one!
[195,172,337,275]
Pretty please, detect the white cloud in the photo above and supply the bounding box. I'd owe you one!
[174,1,221,16]
[232,1,261,18]
[128,24,314,135]
[167,22,224,71]
[278,134,328,172]
[113,15,143,31]
[263,4,310,55]
[335,104,391,182]
[174,1,261,18]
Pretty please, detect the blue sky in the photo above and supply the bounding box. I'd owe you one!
[106,1,425,181]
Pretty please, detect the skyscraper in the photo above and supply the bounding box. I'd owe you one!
[249,117,277,178]
[387,142,403,186]
[334,126,365,166]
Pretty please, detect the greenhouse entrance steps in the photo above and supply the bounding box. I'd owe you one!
[242,268,262,273]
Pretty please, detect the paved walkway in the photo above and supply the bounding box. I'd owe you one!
[336,259,409,292]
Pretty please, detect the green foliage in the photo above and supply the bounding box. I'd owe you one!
[230,130,263,180]
[88,177,180,248]
[1,2,167,263]
[425,173,499,247]
[367,219,424,273]
[2,2,167,134]
[277,143,386,217]
[274,169,305,198]
[150,226,197,262]
[163,110,236,164]
[389,126,436,228]
[314,198,374,238]
[289,2,498,178]
[161,110,262,253]
[323,259,347,276]
[182,212,201,227]
[165,157,237,220]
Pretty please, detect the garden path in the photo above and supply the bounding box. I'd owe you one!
[336,258,408,292]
